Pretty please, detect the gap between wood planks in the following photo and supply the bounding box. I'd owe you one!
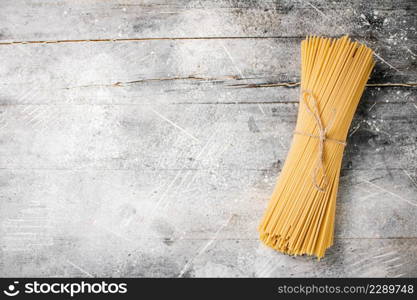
[61,76,416,89]
[0,36,357,45]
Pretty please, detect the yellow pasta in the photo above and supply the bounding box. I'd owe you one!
[258,36,375,259]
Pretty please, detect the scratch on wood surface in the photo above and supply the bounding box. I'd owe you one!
[373,52,402,73]
[257,103,266,115]
[145,149,185,203]
[384,257,401,265]
[205,7,269,117]
[178,215,233,277]
[146,125,220,218]
[359,177,417,207]
[403,169,417,189]
[372,251,398,259]
[257,257,279,277]
[368,102,377,112]
[349,121,363,137]
[148,170,183,216]
[183,134,226,192]
[67,260,94,277]
[406,48,417,57]
[219,42,244,79]
[305,1,329,19]
[162,126,221,209]
[358,191,381,202]
[93,222,136,243]
[350,256,372,268]
[149,107,199,142]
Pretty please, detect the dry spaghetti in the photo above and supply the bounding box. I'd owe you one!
[258,36,375,259]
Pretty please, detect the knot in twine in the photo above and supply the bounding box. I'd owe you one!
[294,90,346,192]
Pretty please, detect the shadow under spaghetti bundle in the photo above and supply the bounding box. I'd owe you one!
[259,36,375,259]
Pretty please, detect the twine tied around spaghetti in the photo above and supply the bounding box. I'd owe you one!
[294,90,346,192]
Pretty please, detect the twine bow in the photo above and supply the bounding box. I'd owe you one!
[294,90,346,192]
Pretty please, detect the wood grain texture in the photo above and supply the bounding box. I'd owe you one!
[0,0,416,277]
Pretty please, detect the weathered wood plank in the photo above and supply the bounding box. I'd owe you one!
[0,101,416,171]
[0,39,415,103]
[4,238,417,277]
[0,0,415,41]
[1,76,416,106]
[5,238,417,277]
[1,168,415,242]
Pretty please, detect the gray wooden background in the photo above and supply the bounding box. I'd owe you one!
[0,0,416,277]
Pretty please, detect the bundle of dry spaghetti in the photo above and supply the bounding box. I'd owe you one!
[259,36,375,259]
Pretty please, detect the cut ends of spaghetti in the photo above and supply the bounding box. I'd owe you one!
[258,36,375,259]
